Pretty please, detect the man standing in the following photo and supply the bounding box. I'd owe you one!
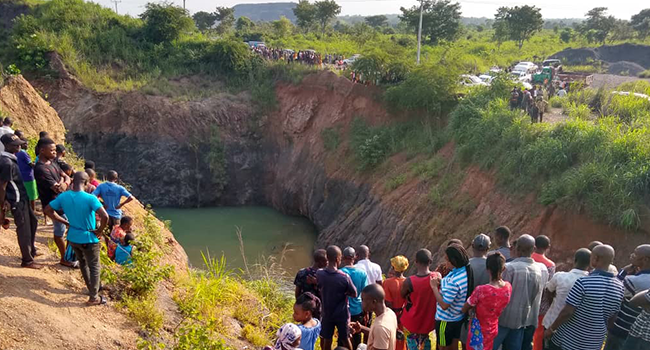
[317,245,357,350]
[545,245,624,350]
[356,245,383,285]
[622,290,650,349]
[400,249,441,350]
[341,247,369,350]
[294,249,327,300]
[489,226,512,261]
[44,172,109,305]
[493,235,549,350]
[603,244,650,350]
[0,118,14,153]
[532,235,556,350]
[0,134,41,269]
[93,170,134,232]
[351,284,398,350]
[34,137,72,267]
[470,234,491,287]
[542,249,590,328]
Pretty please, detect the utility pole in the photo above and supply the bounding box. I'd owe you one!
[111,0,121,14]
[183,0,186,10]
[416,0,424,65]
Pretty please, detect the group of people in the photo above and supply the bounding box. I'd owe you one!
[509,86,550,123]
[270,226,650,350]
[250,45,355,68]
[0,121,136,305]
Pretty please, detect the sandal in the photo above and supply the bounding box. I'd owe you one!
[59,261,75,268]
[86,296,107,306]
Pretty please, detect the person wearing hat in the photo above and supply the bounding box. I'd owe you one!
[470,234,492,287]
[339,246,369,350]
[384,255,409,350]
[0,133,41,269]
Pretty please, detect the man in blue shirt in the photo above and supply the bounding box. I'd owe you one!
[92,170,133,232]
[340,247,369,350]
[45,171,109,306]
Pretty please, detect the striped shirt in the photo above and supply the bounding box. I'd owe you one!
[609,270,650,337]
[551,270,624,350]
[629,291,650,342]
[435,267,468,322]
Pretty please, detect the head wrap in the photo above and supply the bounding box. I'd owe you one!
[274,323,302,350]
[390,255,409,273]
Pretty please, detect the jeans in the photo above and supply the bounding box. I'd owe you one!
[493,325,536,350]
[70,242,101,299]
[603,331,627,350]
[622,336,650,350]
[11,200,38,266]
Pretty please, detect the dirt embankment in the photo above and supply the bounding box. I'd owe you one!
[0,75,188,350]
[34,66,648,269]
[552,43,650,76]
[0,75,66,141]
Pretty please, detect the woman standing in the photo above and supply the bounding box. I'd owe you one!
[462,252,512,350]
[384,255,409,350]
[430,244,474,350]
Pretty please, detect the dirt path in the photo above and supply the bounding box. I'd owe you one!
[0,219,139,350]
[543,107,568,124]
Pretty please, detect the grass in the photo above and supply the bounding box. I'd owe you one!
[385,173,407,191]
[321,127,341,151]
[121,294,164,333]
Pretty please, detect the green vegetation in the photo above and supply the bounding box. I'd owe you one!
[321,127,341,151]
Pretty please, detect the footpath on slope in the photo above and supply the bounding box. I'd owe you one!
[0,204,143,350]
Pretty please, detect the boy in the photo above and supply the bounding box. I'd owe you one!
[115,232,135,266]
[108,216,133,260]
[92,170,133,232]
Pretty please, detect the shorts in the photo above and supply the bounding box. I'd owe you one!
[436,320,463,347]
[320,317,350,342]
[24,180,38,201]
[53,214,68,238]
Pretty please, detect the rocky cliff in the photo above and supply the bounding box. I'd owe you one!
[34,69,648,268]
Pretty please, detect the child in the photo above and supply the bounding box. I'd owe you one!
[108,216,132,260]
[293,292,322,350]
[115,232,135,266]
[461,252,511,350]
[264,323,302,350]
[60,163,73,178]
[85,168,100,188]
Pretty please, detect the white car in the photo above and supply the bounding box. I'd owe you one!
[514,61,538,71]
[460,74,488,87]
[342,54,361,66]
[510,71,531,83]
[478,74,494,84]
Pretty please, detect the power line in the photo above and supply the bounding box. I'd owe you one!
[110,0,122,14]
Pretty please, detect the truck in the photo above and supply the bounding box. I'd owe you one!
[532,66,554,84]
[556,72,594,86]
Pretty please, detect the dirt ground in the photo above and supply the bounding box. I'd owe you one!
[0,218,140,350]
[591,74,650,89]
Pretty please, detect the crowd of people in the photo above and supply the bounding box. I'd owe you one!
[251,45,350,68]
[274,227,650,350]
[509,85,555,123]
[0,121,136,305]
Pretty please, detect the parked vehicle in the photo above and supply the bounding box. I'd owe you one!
[511,71,531,83]
[532,66,554,84]
[460,74,488,87]
[557,72,594,86]
[514,61,538,73]
[542,59,562,68]
[247,41,266,48]
[343,54,361,66]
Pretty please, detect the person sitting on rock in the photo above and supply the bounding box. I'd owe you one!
[108,216,133,261]
[115,232,135,266]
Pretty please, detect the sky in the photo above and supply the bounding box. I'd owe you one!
[96,0,648,20]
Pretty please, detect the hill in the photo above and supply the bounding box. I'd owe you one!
[233,2,296,22]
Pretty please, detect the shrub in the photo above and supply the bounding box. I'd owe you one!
[140,2,195,44]
[122,294,164,333]
[321,127,341,151]
[385,173,407,191]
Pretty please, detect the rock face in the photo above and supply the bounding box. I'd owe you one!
[36,71,648,268]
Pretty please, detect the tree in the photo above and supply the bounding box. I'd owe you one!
[399,0,462,45]
[609,19,634,42]
[293,0,316,32]
[314,0,341,36]
[215,6,235,34]
[631,9,650,40]
[235,16,255,32]
[272,16,293,38]
[141,2,194,44]
[496,5,543,49]
[579,7,615,44]
[192,11,216,32]
[492,6,509,46]
[365,15,388,28]
[560,28,572,43]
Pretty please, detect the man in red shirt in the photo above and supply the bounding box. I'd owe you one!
[532,235,556,350]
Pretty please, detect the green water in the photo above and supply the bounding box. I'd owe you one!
[155,206,318,274]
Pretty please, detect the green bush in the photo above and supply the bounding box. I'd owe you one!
[321,127,341,151]
[141,2,195,44]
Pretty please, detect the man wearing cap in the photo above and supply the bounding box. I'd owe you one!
[384,256,409,350]
[0,133,41,269]
[0,118,14,153]
[470,234,491,287]
[340,246,369,350]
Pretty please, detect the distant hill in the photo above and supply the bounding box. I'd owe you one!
[233,2,297,22]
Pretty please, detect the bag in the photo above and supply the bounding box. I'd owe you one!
[64,244,77,263]
[468,317,484,350]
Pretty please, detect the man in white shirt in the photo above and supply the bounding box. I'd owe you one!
[0,117,15,153]
[356,245,383,285]
[542,248,591,330]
